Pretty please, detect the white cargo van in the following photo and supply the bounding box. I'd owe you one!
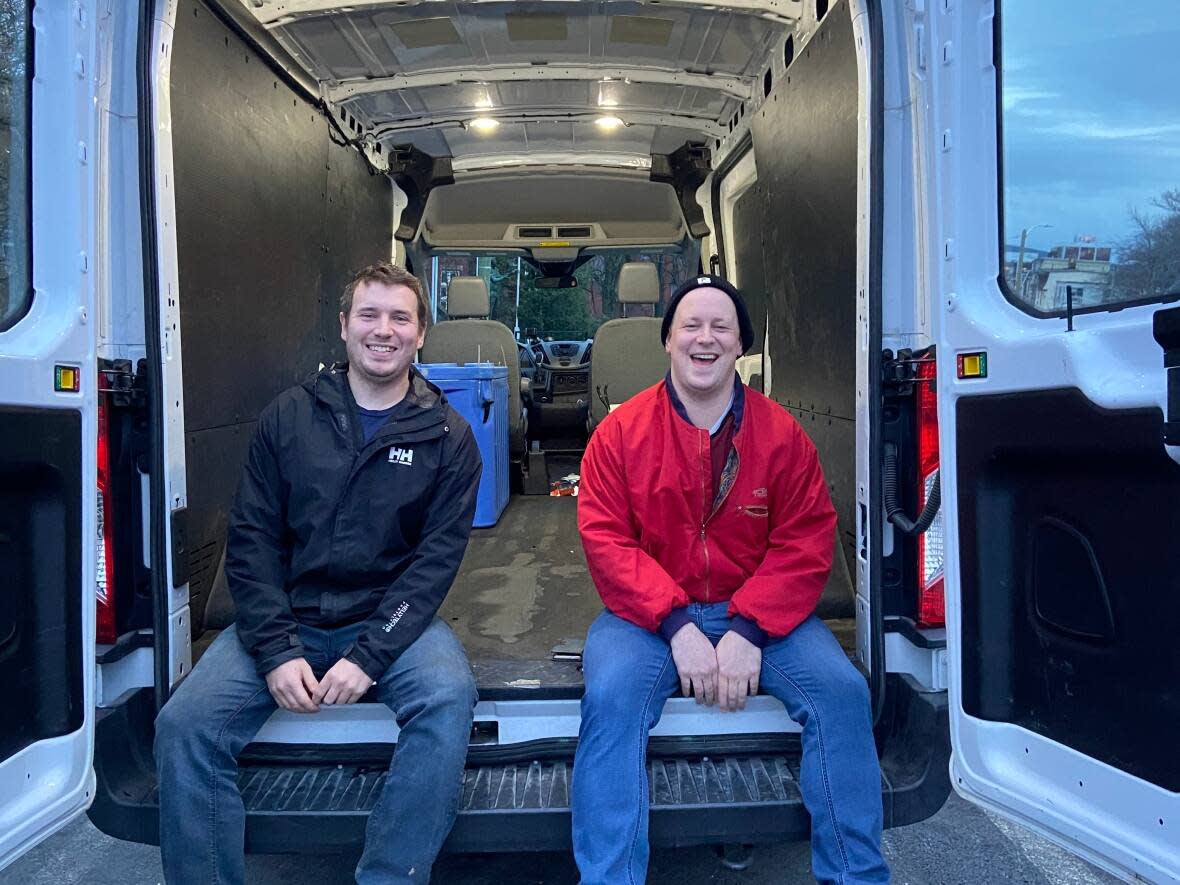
[0,0,1176,880]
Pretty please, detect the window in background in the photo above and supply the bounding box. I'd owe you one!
[425,242,700,340]
[0,0,30,332]
[1000,1,1179,314]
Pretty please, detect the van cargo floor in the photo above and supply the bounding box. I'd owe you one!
[439,495,597,696]
[439,494,858,698]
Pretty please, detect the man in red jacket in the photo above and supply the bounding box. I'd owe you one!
[573,276,889,884]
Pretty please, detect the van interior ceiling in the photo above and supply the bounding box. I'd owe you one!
[175,0,867,696]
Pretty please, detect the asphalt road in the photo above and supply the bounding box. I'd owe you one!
[2,793,1119,884]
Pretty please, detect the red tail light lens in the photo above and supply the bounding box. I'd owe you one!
[915,357,945,626]
[97,382,117,644]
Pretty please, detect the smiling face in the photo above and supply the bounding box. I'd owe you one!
[339,280,426,390]
[665,286,743,399]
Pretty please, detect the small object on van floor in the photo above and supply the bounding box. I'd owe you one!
[551,638,585,662]
[549,473,580,496]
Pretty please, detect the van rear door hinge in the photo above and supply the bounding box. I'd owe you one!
[98,357,148,410]
[881,347,934,395]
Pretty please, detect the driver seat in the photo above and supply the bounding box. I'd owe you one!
[420,276,526,457]
[588,262,668,431]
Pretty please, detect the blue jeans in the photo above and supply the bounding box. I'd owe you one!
[155,619,477,885]
[572,604,889,884]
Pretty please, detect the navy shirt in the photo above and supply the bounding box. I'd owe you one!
[356,404,397,445]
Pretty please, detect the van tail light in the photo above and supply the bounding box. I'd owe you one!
[97,381,118,644]
[915,357,945,626]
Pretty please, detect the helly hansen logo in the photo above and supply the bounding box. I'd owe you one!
[388,446,414,466]
[382,601,410,633]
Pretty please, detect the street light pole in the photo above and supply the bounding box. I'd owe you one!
[1016,223,1052,299]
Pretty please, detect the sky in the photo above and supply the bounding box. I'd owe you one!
[1000,2,1180,257]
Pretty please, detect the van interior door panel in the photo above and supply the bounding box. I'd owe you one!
[0,409,85,764]
[956,390,1180,792]
[170,0,392,634]
[744,0,859,619]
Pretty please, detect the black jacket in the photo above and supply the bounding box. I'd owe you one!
[224,364,482,679]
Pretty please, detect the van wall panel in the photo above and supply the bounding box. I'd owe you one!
[740,0,859,615]
[172,1,391,630]
[750,4,858,423]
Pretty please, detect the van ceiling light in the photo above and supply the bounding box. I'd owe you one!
[595,115,625,130]
[597,81,619,108]
[469,117,500,132]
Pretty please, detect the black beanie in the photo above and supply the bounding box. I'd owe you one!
[660,275,755,354]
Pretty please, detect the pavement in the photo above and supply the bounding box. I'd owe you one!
[1,793,1119,884]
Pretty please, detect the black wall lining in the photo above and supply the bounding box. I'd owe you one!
[171,0,392,634]
[741,0,862,619]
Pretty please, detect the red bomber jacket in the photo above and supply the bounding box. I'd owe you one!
[577,379,837,642]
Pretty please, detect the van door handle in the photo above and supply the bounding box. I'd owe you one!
[1152,305,1180,464]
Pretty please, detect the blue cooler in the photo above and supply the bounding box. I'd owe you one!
[417,362,510,527]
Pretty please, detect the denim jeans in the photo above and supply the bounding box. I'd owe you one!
[155,618,477,885]
[571,604,889,885]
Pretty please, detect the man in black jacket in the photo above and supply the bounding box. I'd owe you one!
[154,263,482,885]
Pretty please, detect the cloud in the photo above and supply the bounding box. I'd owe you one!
[1036,120,1180,141]
[1001,86,1059,112]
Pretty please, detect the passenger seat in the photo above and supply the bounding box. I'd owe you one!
[419,275,527,457]
[588,262,668,431]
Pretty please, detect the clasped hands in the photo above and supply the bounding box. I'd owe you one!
[263,657,375,713]
[670,623,761,712]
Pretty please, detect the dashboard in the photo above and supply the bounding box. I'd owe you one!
[531,339,592,368]
[525,339,593,406]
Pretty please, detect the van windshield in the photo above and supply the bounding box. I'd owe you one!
[423,246,700,340]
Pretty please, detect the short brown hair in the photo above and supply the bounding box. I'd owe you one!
[340,262,430,330]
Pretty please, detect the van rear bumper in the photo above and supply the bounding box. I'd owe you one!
[89,675,948,852]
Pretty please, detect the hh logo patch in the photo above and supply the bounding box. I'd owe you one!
[753,487,768,498]
[388,446,414,466]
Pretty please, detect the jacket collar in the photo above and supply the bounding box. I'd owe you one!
[664,371,745,435]
[306,363,445,422]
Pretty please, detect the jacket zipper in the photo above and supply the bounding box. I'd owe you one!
[700,431,710,602]
[700,439,741,604]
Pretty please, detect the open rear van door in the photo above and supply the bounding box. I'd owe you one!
[922,0,1180,881]
[0,0,102,868]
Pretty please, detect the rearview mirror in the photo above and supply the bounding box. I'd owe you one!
[535,275,578,289]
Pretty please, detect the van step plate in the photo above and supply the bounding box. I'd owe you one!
[238,755,803,815]
[230,755,810,852]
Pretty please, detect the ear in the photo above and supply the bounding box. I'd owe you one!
[416,324,427,351]
[664,335,673,356]
[339,311,348,344]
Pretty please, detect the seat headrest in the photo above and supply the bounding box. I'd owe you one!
[617,262,659,305]
[447,277,490,318]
